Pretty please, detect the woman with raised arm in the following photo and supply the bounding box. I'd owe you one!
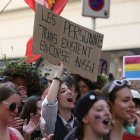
[41,62,78,140]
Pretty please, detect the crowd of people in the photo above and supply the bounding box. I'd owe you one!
[0,60,140,140]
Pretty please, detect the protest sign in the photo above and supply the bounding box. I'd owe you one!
[37,53,110,81]
[123,55,140,80]
[33,4,104,82]
[98,52,110,75]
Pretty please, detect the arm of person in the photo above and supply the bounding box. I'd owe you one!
[46,61,63,104]
[41,62,64,135]
[41,98,58,135]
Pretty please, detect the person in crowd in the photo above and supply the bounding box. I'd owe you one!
[2,59,42,97]
[75,75,95,97]
[0,84,24,140]
[17,85,28,104]
[124,89,140,135]
[20,95,42,140]
[0,75,25,132]
[74,91,112,140]
[63,90,108,140]
[41,62,78,140]
[131,89,140,112]
[101,79,139,140]
[74,74,108,103]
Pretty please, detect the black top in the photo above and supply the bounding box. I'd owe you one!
[53,115,78,140]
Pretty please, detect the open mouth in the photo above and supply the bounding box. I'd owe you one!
[102,119,111,126]
[67,97,74,103]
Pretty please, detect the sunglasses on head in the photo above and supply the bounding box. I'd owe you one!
[108,79,131,94]
[2,101,21,112]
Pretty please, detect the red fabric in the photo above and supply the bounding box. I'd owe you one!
[25,37,41,63]
[123,133,140,140]
[24,0,36,11]
[53,0,68,15]
[9,129,19,140]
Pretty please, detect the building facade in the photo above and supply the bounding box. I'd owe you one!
[0,0,140,79]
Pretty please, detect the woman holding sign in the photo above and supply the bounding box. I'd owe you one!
[41,62,78,140]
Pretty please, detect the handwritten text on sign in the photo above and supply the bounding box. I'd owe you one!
[33,4,104,82]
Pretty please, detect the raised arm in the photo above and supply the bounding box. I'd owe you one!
[45,61,64,104]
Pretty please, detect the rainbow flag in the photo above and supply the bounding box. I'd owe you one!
[123,55,140,79]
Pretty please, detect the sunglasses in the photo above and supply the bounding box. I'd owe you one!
[108,79,131,94]
[2,101,21,112]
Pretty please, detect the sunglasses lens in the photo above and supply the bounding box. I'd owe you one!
[123,80,129,84]
[9,103,16,112]
[116,81,122,85]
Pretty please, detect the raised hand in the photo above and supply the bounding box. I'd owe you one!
[8,117,24,131]
[134,111,140,137]
[54,61,64,78]
[23,113,40,135]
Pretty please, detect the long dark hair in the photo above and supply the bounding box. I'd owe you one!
[20,95,41,122]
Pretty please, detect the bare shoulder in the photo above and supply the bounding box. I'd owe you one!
[9,127,24,140]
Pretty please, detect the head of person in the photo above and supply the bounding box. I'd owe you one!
[17,86,28,103]
[102,79,135,122]
[75,91,112,140]
[20,95,42,122]
[57,75,76,112]
[76,75,95,96]
[125,89,140,126]
[13,74,26,88]
[0,84,21,124]
[131,89,140,111]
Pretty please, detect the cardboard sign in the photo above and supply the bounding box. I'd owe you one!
[123,133,140,140]
[33,4,104,82]
[123,55,140,80]
[37,58,55,80]
[37,52,110,81]
[98,52,110,75]
[131,80,140,93]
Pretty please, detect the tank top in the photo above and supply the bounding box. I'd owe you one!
[9,129,19,140]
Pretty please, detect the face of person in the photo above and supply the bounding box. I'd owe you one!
[0,94,21,124]
[78,80,89,96]
[58,83,75,110]
[112,87,135,121]
[17,86,28,103]
[14,77,26,88]
[83,100,112,135]
[127,99,140,124]
[36,100,42,115]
